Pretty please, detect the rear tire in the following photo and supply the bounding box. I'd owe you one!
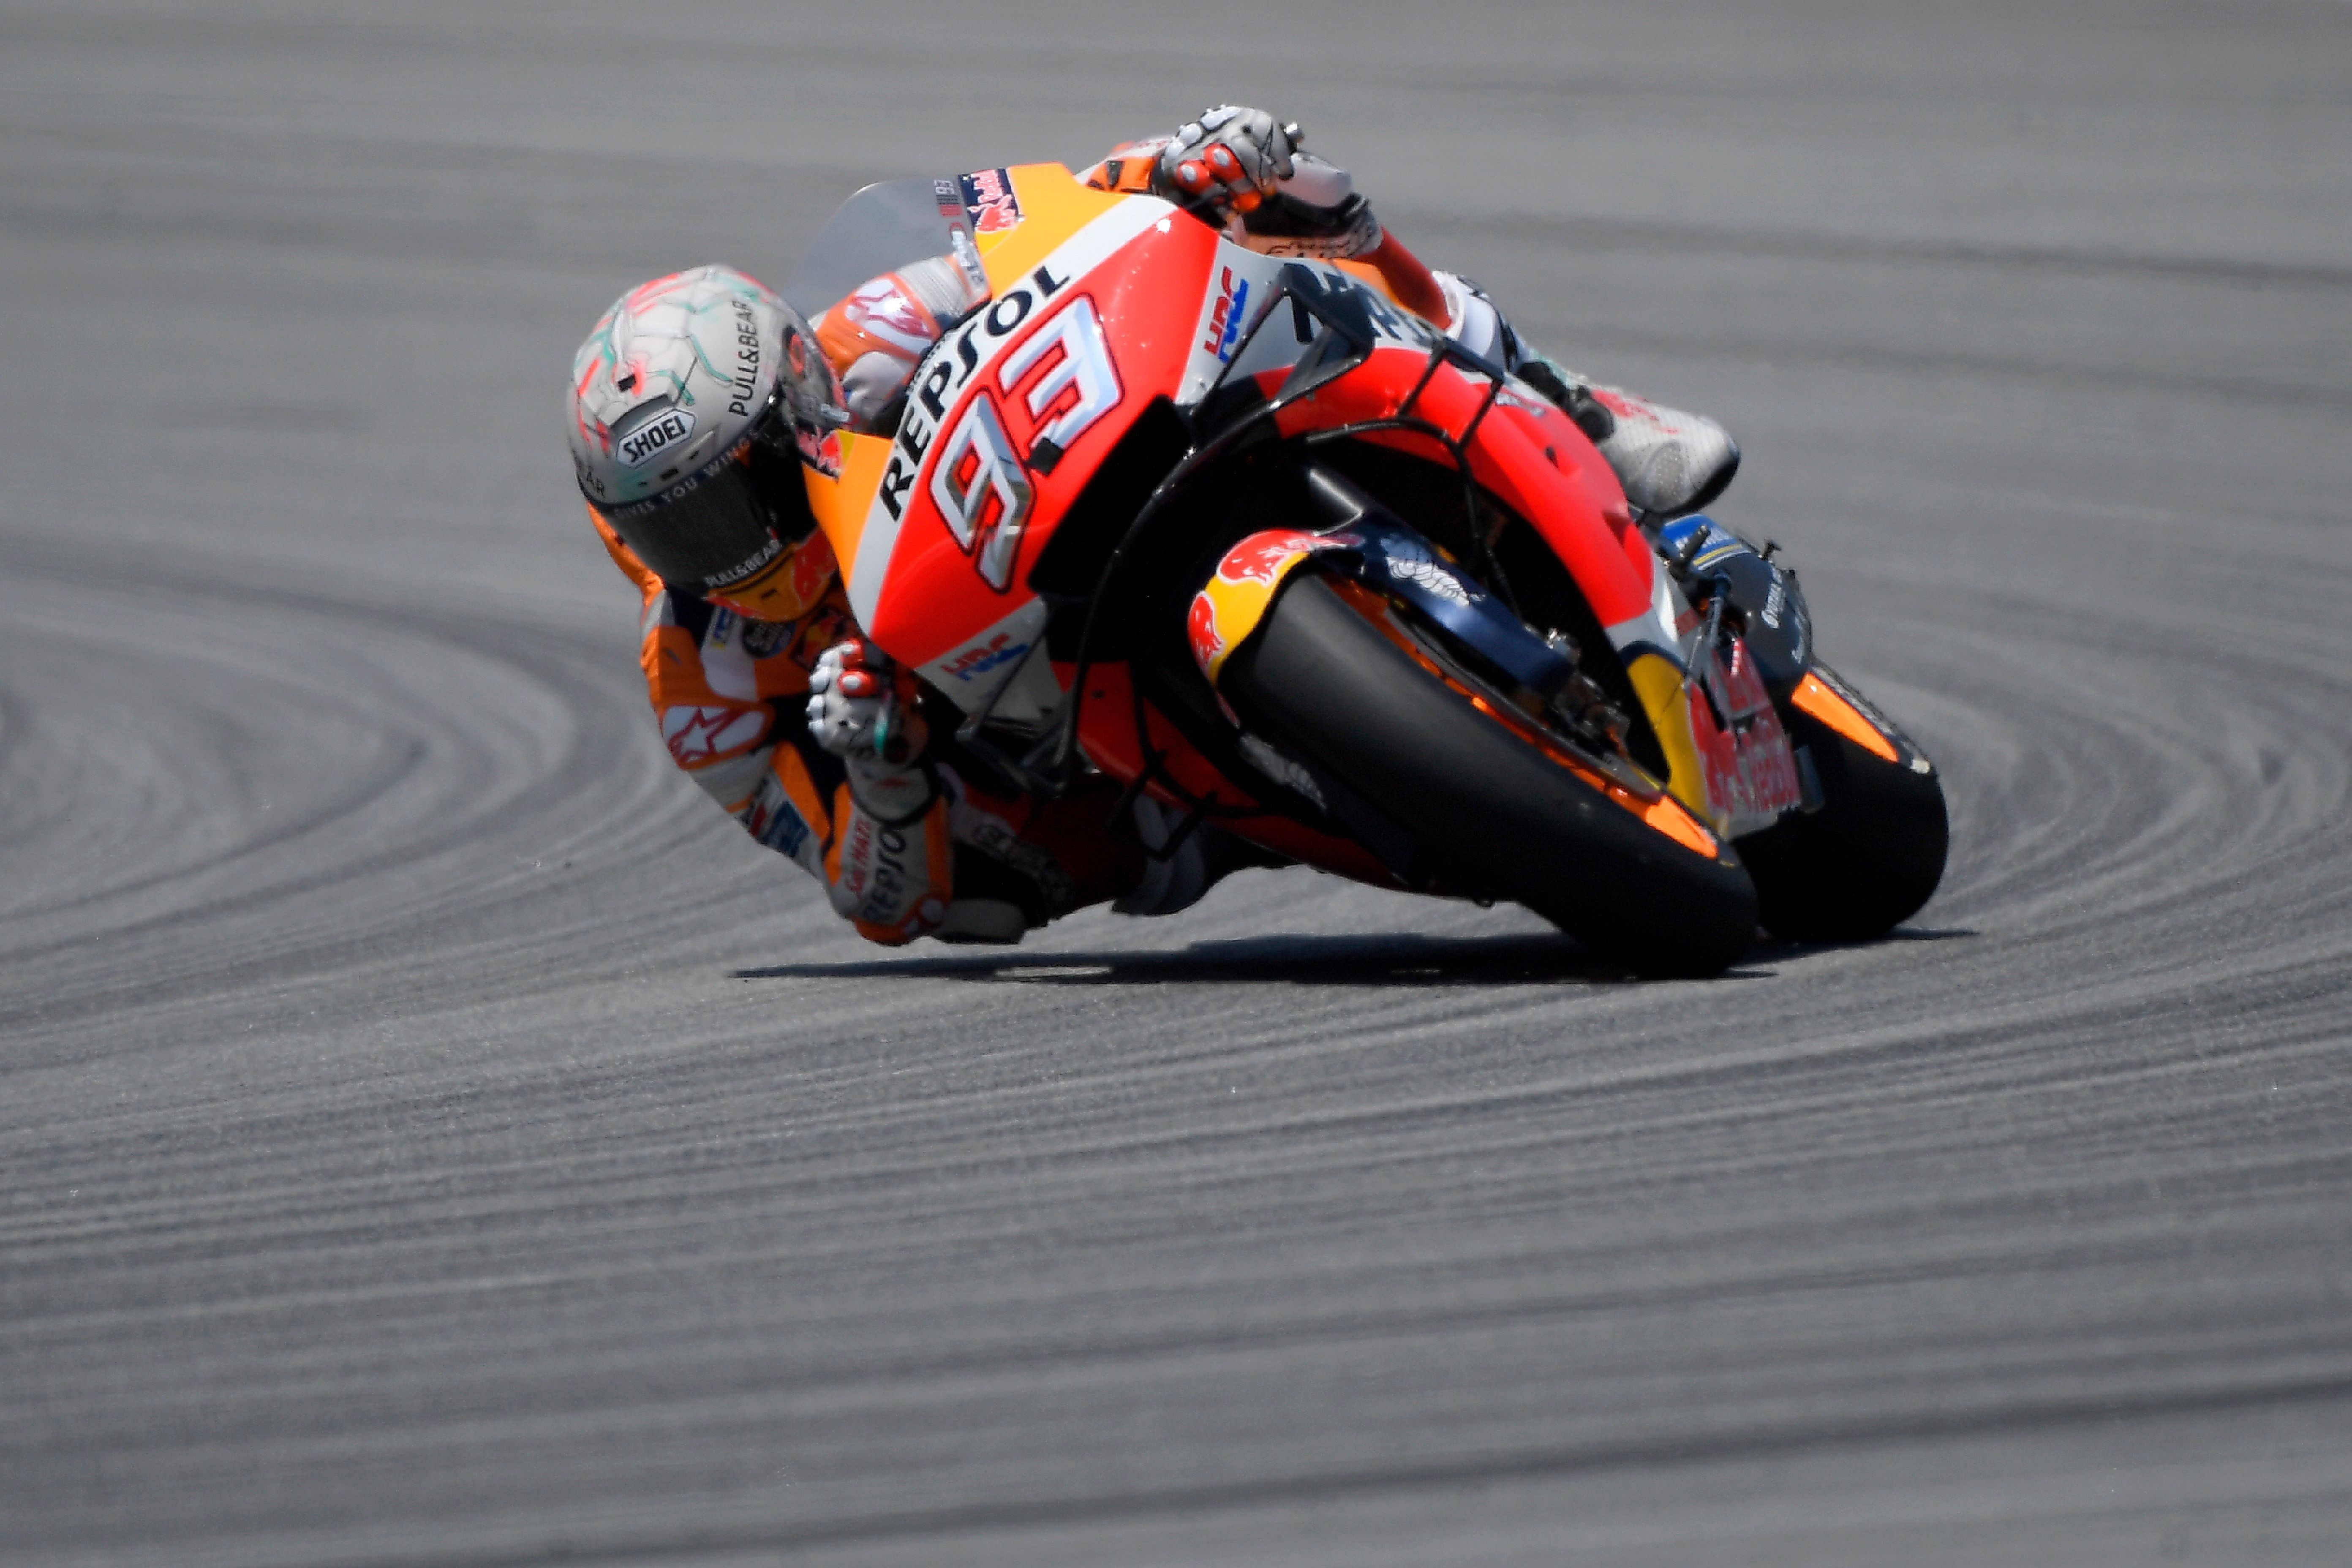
[1738,679,1949,943]
[1223,576,1758,978]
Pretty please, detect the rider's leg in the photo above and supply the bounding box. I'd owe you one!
[1432,271,1740,519]
[931,775,1272,935]
[1111,797,1278,918]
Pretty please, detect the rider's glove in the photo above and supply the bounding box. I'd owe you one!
[1155,105,1299,218]
[1236,151,1384,259]
[807,639,928,765]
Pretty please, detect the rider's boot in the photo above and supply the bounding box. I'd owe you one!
[1526,355,1741,519]
[1432,271,1740,520]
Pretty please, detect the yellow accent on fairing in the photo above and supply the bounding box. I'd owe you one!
[1321,579,1722,858]
[1334,257,1393,297]
[1625,651,1717,825]
[1791,671,1901,761]
[1194,539,1337,684]
[985,166,1135,280]
[802,429,888,588]
[796,168,1128,590]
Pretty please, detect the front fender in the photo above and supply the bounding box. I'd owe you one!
[1187,529,1357,684]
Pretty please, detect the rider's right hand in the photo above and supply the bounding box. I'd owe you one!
[1156,105,1299,217]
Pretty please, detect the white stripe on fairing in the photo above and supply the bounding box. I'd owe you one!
[847,194,1178,629]
[1605,555,1686,671]
[1178,242,1290,405]
[917,597,1052,716]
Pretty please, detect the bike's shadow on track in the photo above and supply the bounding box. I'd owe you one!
[732,928,1973,988]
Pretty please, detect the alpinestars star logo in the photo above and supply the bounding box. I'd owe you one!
[661,705,765,763]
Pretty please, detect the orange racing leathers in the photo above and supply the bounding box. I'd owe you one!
[592,513,1145,945]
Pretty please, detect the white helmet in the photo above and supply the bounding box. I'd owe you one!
[568,265,846,618]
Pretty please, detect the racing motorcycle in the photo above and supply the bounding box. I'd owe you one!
[784,166,1948,977]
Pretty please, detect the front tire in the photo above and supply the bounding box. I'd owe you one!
[1223,576,1758,978]
[1738,667,1949,942]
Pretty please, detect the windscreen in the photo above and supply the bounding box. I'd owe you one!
[783,177,991,323]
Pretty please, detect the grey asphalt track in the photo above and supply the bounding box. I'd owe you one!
[5,2,2352,1563]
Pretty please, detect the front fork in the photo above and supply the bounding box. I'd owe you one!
[1652,515,1934,823]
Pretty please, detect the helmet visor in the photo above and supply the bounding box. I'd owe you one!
[594,433,812,593]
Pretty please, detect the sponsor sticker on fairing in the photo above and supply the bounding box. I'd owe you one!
[938,631,1029,683]
[917,600,1052,716]
[947,226,989,298]
[958,168,1024,235]
[1385,555,1473,605]
[1201,265,1251,363]
[795,424,844,478]
[617,407,696,468]
[934,180,991,297]
[1214,530,1352,587]
[1177,242,1290,404]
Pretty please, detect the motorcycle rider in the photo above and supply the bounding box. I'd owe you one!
[565,106,1741,947]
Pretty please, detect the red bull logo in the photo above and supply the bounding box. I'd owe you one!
[958,168,1024,235]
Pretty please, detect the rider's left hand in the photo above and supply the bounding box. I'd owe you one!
[807,639,927,763]
[1157,105,1299,217]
